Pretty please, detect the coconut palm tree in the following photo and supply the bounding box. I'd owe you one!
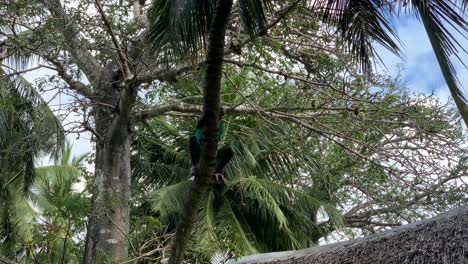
[149,1,236,262]
[148,1,467,262]
[27,143,89,263]
[0,142,89,262]
[0,71,64,255]
[132,117,342,260]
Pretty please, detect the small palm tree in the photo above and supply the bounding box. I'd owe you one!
[1,143,89,263]
[0,71,64,255]
[27,143,90,264]
[148,1,467,262]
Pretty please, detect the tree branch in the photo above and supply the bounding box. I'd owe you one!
[94,0,133,81]
[2,64,56,77]
[134,101,325,121]
[134,100,376,121]
[41,0,103,85]
[44,56,93,98]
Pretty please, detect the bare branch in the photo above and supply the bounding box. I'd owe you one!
[44,56,93,98]
[41,0,103,85]
[2,64,56,77]
[94,0,133,81]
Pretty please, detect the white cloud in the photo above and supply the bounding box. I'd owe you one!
[377,15,468,102]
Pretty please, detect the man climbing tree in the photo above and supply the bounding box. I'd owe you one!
[189,109,234,211]
[190,109,233,178]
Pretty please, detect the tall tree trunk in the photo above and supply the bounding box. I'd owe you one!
[83,66,134,264]
[168,0,233,263]
[39,1,139,262]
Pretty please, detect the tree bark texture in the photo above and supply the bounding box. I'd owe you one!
[83,66,134,264]
[168,0,234,263]
[227,205,468,264]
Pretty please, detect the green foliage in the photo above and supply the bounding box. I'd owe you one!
[3,1,467,262]
[130,59,468,261]
[148,0,274,60]
[0,143,90,263]
[0,72,64,256]
[147,0,468,120]
[133,114,343,258]
[148,0,216,58]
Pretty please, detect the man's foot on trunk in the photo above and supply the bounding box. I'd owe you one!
[214,172,227,184]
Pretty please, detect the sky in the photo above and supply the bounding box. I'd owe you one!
[23,68,93,166]
[375,15,468,101]
[24,14,468,163]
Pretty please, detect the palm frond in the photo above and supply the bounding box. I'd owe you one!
[412,0,468,123]
[233,176,343,243]
[0,26,42,71]
[237,0,274,35]
[150,180,192,223]
[30,165,82,210]
[148,0,277,59]
[1,73,64,194]
[132,117,192,191]
[71,152,90,167]
[0,189,17,254]
[148,0,216,58]
[56,142,72,166]
[1,73,64,158]
[234,177,289,229]
[307,0,401,72]
[189,192,222,258]
[0,73,65,249]
[219,200,260,255]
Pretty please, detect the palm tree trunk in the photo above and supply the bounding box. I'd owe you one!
[60,218,72,264]
[168,0,233,263]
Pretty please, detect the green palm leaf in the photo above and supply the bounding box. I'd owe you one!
[0,72,65,255]
[1,143,86,256]
[237,0,273,35]
[413,0,468,123]
[148,0,275,59]
[150,180,192,223]
[234,177,289,229]
[219,200,260,255]
[308,0,401,72]
[148,0,216,59]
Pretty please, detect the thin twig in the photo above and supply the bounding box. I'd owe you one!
[94,0,133,80]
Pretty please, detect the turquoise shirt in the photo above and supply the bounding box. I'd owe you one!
[195,121,225,144]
